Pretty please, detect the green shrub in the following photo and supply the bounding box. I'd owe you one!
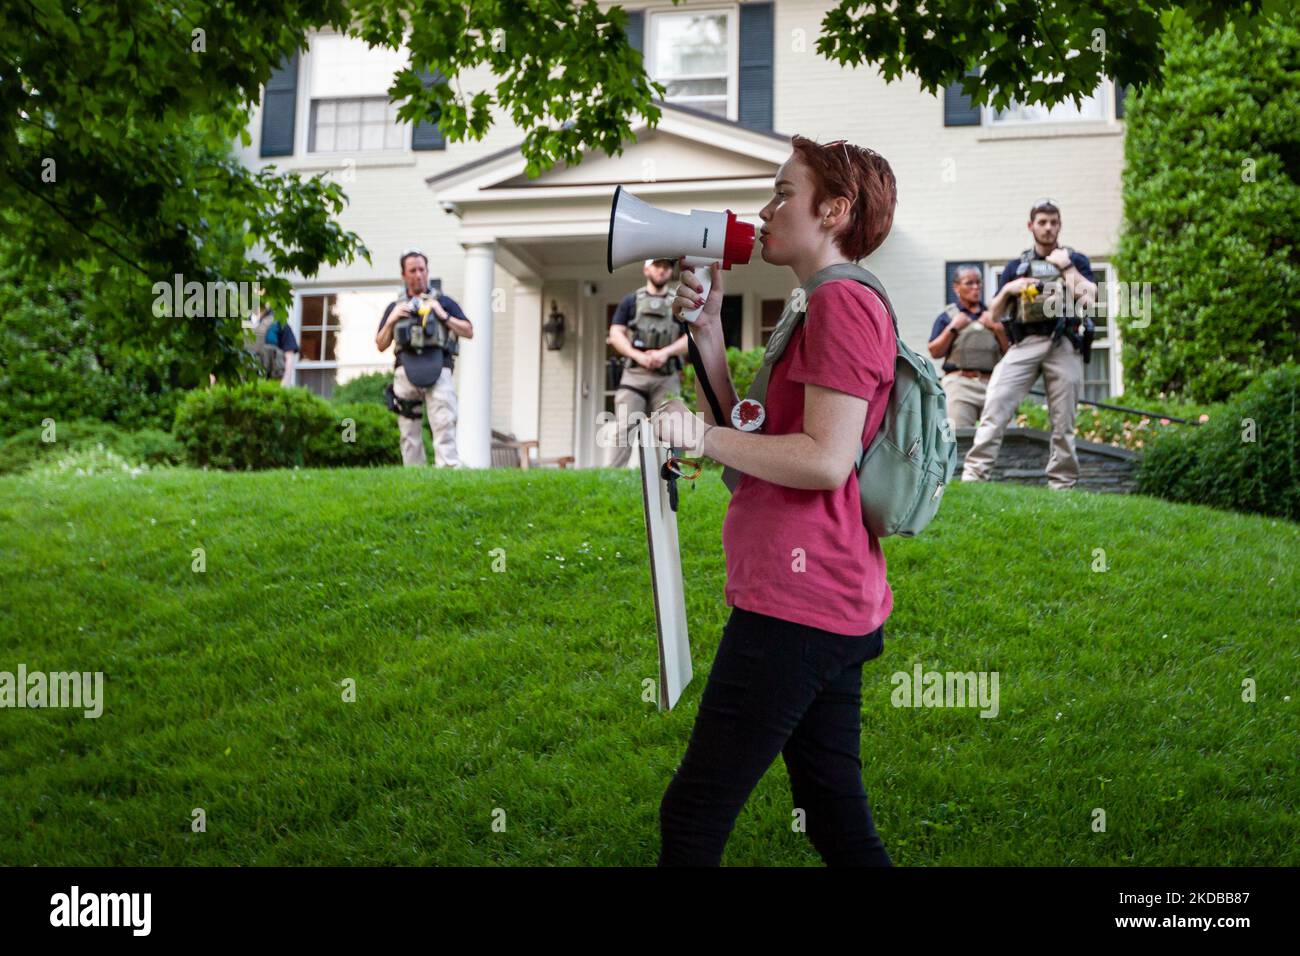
[306,401,401,467]
[0,421,183,475]
[173,383,410,470]
[1136,364,1300,520]
[173,383,334,470]
[330,371,393,406]
[0,256,190,437]
[1115,18,1300,403]
[680,347,765,415]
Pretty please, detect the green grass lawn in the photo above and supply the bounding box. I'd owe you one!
[1,464,1296,866]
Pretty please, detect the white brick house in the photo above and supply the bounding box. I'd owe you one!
[240,0,1130,468]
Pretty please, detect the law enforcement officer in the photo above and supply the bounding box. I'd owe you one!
[246,302,301,387]
[601,258,689,468]
[927,265,1008,428]
[961,199,1098,489]
[375,248,474,467]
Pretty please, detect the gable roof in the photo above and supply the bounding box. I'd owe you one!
[427,102,788,203]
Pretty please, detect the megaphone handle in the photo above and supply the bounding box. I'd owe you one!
[680,258,715,325]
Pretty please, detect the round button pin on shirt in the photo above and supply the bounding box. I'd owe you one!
[732,399,765,432]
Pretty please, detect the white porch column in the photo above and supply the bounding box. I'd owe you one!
[459,242,497,468]
[511,279,543,443]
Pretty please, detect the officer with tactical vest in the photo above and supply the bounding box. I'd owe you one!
[376,248,474,467]
[961,199,1098,490]
[245,295,299,386]
[927,265,1008,427]
[601,258,689,468]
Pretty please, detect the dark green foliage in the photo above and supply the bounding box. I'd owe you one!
[174,383,334,470]
[0,421,183,475]
[329,372,394,406]
[818,1,1278,109]
[1115,18,1300,402]
[307,402,401,467]
[1137,365,1300,520]
[174,382,403,470]
[0,253,197,437]
[681,347,766,415]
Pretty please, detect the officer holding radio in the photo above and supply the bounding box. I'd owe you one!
[601,258,689,468]
[376,248,474,467]
[961,199,1097,489]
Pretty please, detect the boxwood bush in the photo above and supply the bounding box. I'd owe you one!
[329,371,392,406]
[1136,365,1300,520]
[307,401,400,467]
[174,383,406,470]
[174,383,331,469]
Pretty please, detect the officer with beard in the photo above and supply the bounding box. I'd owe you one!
[961,199,1098,489]
[601,258,689,468]
[376,248,474,467]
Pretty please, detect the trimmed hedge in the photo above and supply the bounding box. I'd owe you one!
[174,383,405,470]
[1115,18,1300,403]
[307,401,400,467]
[329,371,393,406]
[1136,364,1300,520]
[0,421,183,475]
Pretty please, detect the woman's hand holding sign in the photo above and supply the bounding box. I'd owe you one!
[653,398,713,457]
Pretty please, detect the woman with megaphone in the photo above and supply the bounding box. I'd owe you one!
[653,135,899,866]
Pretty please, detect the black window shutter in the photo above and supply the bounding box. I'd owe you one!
[1115,83,1129,119]
[738,3,774,130]
[260,52,299,157]
[943,69,982,127]
[411,68,446,151]
[626,9,644,54]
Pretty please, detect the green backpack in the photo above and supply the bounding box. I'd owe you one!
[718,262,956,537]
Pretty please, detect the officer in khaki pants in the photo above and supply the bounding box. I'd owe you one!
[601,258,689,467]
[962,199,1097,489]
[928,265,1008,427]
[376,248,474,467]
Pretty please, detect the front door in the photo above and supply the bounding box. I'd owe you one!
[574,290,625,467]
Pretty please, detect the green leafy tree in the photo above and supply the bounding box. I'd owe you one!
[1115,18,1300,402]
[1,0,1285,391]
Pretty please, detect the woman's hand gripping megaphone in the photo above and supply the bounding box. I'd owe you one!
[673,260,723,328]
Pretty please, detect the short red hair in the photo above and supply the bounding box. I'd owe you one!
[790,135,897,261]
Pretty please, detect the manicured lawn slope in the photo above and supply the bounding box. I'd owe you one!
[1,466,1296,865]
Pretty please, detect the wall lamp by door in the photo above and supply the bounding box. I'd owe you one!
[544,300,566,351]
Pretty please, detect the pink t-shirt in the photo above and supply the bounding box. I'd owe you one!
[721,279,896,636]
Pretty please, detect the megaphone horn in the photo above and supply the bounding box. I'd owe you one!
[606,186,755,323]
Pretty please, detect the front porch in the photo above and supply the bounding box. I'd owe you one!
[427,104,791,468]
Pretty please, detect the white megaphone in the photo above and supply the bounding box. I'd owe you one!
[606,186,755,323]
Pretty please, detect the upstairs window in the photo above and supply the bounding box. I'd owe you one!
[648,8,736,119]
[308,35,409,153]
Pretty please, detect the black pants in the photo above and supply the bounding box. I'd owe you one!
[658,606,891,866]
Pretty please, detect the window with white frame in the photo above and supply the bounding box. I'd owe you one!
[648,7,736,119]
[987,73,1112,125]
[308,34,409,152]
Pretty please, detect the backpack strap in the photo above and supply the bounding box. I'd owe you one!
[718,262,902,492]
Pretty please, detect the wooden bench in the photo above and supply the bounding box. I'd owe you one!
[491,430,574,470]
